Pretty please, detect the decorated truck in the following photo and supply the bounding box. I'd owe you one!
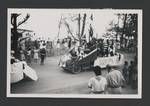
[59,47,124,74]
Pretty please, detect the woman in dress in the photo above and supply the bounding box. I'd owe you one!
[20,49,25,61]
[33,47,39,63]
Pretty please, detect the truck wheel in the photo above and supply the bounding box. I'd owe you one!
[71,64,82,74]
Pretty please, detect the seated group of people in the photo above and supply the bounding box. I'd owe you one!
[69,46,88,60]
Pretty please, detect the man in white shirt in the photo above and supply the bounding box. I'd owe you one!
[88,66,108,94]
[106,65,125,94]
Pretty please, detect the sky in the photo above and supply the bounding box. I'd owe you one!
[9,9,121,41]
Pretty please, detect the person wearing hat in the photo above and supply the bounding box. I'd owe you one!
[106,65,125,94]
[88,66,108,94]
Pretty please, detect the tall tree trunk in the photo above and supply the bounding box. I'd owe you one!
[116,14,120,42]
[120,14,127,48]
[57,15,62,39]
[80,14,86,41]
[78,14,81,45]
[133,14,138,57]
[11,14,19,58]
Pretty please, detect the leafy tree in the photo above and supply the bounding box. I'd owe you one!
[107,13,138,51]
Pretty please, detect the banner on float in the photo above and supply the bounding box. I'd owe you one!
[94,54,124,68]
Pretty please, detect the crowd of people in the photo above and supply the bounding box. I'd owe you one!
[122,59,138,89]
[121,36,136,52]
[88,56,138,94]
[97,39,116,57]
[11,35,138,94]
[54,35,135,60]
[30,35,135,61]
[12,38,54,65]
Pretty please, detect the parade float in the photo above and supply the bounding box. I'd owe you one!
[58,13,124,74]
[11,35,38,83]
[59,45,124,74]
[11,60,38,84]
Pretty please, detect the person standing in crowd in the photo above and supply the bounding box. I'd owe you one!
[46,41,52,57]
[88,66,108,94]
[56,39,60,56]
[132,61,138,89]
[64,38,68,49]
[103,40,109,57]
[128,60,137,89]
[20,48,25,61]
[34,40,39,50]
[122,61,129,85]
[33,47,39,63]
[40,46,46,65]
[109,45,114,56]
[68,38,72,49]
[31,47,35,61]
[39,41,43,49]
[112,40,116,55]
[109,40,115,56]
[128,61,134,85]
[106,65,125,94]
[26,48,32,65]
[100,39,104,57]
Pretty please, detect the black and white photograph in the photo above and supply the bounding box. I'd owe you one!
[7,9,142,98]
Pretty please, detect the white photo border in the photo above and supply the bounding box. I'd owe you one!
[7,8,143,99]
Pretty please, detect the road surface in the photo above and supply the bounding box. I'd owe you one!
[11,53,137,94]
